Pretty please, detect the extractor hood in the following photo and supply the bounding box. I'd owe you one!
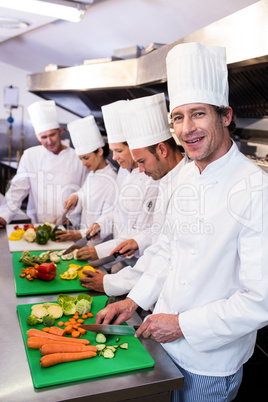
[27,0,268,131]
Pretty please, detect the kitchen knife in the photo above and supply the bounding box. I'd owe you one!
[86,250,127,268]
[51,207,70,234]
[80,324,138,336]
[62,230,100,255]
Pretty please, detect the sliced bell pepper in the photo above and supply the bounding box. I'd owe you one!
[36,263,56,281]
[8,229,25,241]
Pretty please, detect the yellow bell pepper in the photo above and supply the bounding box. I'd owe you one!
[76,265,96,278]
[60,267,78,280]
[8,229,25,241]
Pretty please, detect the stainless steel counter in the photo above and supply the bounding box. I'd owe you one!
[0,228,183,402]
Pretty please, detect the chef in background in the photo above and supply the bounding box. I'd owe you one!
[0,100,87,227]
[95,42,268,402]
[75,99,159,274]
[80,92,186,294]
[55,115,117,244]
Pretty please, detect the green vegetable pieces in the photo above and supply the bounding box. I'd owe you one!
[26,302,63,326]
[36,224,52,245]
[57,293,93,316]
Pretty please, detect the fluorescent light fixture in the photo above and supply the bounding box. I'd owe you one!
[0,0,88,23]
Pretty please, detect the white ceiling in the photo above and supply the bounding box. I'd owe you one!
[0,0,259,74]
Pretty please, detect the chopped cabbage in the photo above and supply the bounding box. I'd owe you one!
[31,305,48,319]
[47,304,63,319]
[75,299,91,315]
[57,293,77,306]
[62,301,76,315]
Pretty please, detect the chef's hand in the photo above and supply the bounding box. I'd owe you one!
[64,194,78,211]
[0,217,6,229]
[55,230,82,242]
[135,313,184,343]
[96,297,138,325]
[75,246,98,261]
[79,269,106,292]
[110,239,138,257]
[86,223,101,239]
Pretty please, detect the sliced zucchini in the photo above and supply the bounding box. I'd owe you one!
[103,348,115,359]
[95,344,106,351]
[116,337,120,343]
[106,345,117,353]
[119,342,129,350]
[95,333,107,343]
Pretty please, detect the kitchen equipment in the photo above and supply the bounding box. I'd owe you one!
[62,230,100,255]
[6,224,74,252]
[13,251,88,296]
[87,250,128,268]
[51,208,70,235]
[17,295,155,389]
[80,324,137,336]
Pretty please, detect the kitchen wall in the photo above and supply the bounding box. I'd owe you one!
[0,62,78,161]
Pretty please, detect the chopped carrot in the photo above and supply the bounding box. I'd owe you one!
[57,321,64,327]
[40,351,97,367]
[87,312,93,318]
[71,330,80,338]
[19,273,26,278]
[77,319,84,324]
[69,318,77,325]
[48,326,65,336]
[77,327,87,336]
[64,321,70,326]
[27,337,85,349]
[81,314,88,319]
[40,343,97,355]
[64,325,73,335]
[27,329,90,344]
[42,327,50,333]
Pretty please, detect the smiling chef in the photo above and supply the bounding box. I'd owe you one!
[0,100,86,227]
[95,42,268,402]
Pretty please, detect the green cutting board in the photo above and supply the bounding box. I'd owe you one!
[13,251,91,296]
[17,295,155,388]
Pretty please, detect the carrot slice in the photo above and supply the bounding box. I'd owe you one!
[27,337,87,349]
[48,326,65,336]
[40,351,97,367]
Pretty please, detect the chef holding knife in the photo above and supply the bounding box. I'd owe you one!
[74,99,159,273]
[95,42,268,402]
[54,115,117,244]
[80,92,186,294]
[0,100,86,227]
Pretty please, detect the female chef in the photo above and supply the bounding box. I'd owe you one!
[74,100,159,272]
[55,115,117,244]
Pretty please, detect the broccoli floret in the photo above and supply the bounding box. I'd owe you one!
[42,315,56,327]
[26,314,43,326]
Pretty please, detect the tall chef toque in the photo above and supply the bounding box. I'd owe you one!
[166,42,229,113]
[119,93,172,150]
[67,115,105,156]
[28,100,59,136]
[101,100,127,143]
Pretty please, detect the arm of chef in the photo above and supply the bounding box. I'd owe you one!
[179,184,268,353]
[0,153,31,223]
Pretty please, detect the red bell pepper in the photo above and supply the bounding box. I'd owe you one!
[36,263,56,281]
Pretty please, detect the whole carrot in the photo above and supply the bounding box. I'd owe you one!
[40,343,97,355]
[40,351,97,367]
[27,337,87,349]
[27,329,90,345]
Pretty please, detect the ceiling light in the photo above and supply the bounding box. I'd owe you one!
[0,0,88,23]
[0,17,30,29]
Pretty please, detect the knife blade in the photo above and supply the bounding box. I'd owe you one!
[62,230,100,255]
[86,251,124,268]
[79,324,137,336]
[51,207,70,234]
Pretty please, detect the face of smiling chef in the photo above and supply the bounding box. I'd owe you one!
[171,103,232,173]
[109,142,137,170]
[38,126,64,155]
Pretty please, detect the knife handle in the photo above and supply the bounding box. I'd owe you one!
[112,250,131,258]
[86,230,100,241]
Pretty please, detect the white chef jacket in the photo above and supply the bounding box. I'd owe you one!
[95,167,159,263]
[67,162,117,244]
[0,144,87,224]
[103,156,188,296]
[128,142,268,376]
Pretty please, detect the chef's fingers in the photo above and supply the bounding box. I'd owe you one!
[81,270,97,278]
[86,223,100,237]
[134,320,150,338]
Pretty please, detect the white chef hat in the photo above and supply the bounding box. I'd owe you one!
[67,115,105,156]
[101,100,127,143]
[27,100,59,135]
[166,42,229,113]
[119,93,172,150]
